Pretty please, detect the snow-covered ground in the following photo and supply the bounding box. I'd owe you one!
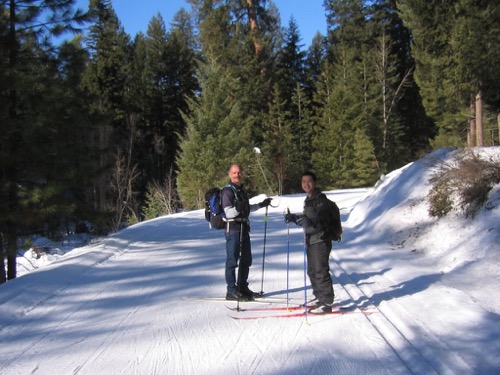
[0,147,499,375]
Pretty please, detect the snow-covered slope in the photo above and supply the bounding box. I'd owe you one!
[0,147,499,375]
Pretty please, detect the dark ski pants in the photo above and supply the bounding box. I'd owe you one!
[225,230,252,293]
[307,240,334,305]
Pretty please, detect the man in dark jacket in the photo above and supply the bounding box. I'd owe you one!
[285,171,335,313]
[222,164,271,301]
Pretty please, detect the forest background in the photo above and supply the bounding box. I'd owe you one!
[1,0,499,282]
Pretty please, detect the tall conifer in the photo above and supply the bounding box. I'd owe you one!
[0,0,88,281]
[177,60,253,208]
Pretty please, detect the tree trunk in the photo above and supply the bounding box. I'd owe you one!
[6,224,17,280]
[5,0,18,280]
[0,234,5,284]
[468,93,476,147]
[476,90,483,146]
[498,113,500,145]
[245,0,262,58]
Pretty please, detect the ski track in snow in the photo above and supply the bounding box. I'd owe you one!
[331,251,465,374]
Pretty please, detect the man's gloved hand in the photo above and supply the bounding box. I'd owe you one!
[284,213,296,224]
[235,200,246,212]
[259,198,272,208]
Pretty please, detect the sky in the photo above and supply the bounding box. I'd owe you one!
[1,147,499,374]
[75,0,327,47]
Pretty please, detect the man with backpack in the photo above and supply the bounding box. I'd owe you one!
[222,164,272,301]
[284,171,340,313]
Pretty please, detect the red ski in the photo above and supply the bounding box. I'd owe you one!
[229,306,375,320]
[227,304,306,312]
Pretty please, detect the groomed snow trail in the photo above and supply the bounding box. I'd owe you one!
[0,182,498,374]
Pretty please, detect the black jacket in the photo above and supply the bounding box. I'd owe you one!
[298,188,330,245]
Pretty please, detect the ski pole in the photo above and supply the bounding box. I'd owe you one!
[303,241,309,323]
[236,222,244,311]
[259,205,269,295]
[286,211,290,310]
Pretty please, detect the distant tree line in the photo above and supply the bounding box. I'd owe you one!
[1,0,499,281]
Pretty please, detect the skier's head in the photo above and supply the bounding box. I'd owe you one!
[228,164,243,186]
[301,171,317,197]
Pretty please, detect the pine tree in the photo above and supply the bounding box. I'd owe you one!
[313,58,363,189]
[83,0,137,224]
[304,32,328,99]
[176,59,253,208]
[261,84,294,195]
[450,0,500,145]
[352,128,380,187]
[397,0,464,145]
[84,0,132,122]
[370,0,435,165]
[289,82,315,187]
[140,13,175,184]
[316,0,369,188]
[275,17,306,115]
[132,9,198,198]
[0,0,88,282]
[188,0,279,193]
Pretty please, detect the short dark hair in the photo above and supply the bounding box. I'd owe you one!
[301,171,317,181]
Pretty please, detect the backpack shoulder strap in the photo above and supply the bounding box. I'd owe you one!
[221,184,238,198]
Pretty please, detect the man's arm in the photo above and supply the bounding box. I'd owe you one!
[222,187,240,219]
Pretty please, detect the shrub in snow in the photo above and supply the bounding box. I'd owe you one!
[428,149,500,218]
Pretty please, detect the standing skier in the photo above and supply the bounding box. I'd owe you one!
[222,164,271,301]
[285,171,335,313]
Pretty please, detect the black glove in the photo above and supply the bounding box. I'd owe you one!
[235,200,246,213]
[284,213,296,224]
[259,198,272,208]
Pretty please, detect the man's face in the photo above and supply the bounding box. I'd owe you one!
[301,175,316,196]
[229,165,243,185]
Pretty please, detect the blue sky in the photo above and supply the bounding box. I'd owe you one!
[75,0,327,47]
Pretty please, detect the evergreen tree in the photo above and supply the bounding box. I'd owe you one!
[275,17,306,114]
[450,0,500,145]
[87,24,141,227]
[83,0,137,223]
[84,0,132,122]
[289,82,315,188]
[317,0,370,188]
[397,0,464,145]
[140,13,176,184]
[304,32,328,99]
[352,128,380,186]
[261,84,294,195]
[188,0,279,193]
[164,10,199,171]
[0,0,88,282]
[312,58,364,189]
[370,0,435,165]
[176,59,253,208]
[325,0,369,51]
[128,9,198,213]
[272,16,314,192]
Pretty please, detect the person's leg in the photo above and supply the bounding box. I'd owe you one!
[308,241,334,305]
[307,247,318,300]
[225,232,240,293]
[237,231,253,292]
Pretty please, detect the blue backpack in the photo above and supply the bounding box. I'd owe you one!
[204,185,235,229]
